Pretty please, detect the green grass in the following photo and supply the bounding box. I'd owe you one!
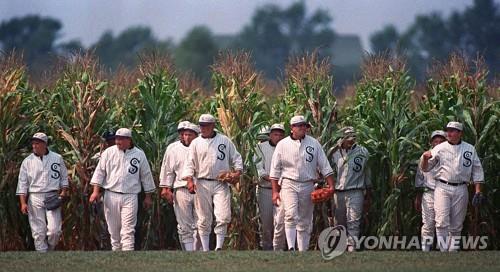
[0,251,499,272]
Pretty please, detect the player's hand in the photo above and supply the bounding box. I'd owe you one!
[59,189,69,200]
[272,191,281,206]
[414,193,422,212]
[20,203,28,214]
[161,188,174,204]
[422,151,432,160]
[187,178,196,194]
[89,191,101,203]
[472,192,485,207]
[143,194,153,210]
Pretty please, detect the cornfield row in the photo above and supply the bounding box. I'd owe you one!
[0,50,498,251]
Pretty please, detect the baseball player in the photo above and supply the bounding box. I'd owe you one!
[16,132,69,252]
[254,123,286,250]
[182,114,243,251]
[270,115,335,251]
[331,127,371,252]
[159,121,200,251]
[257,126,270,143]
[89,128,156,251]
[420,121,484,251]
[414,130,446,251]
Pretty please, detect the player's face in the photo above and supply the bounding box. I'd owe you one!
[431,136,446,148]
[269,130,285,145]
[105,138,116,148]
[291,123,307,138]
[199,123,215,137]
[341,138,356,149]
[32,140,47,156]
[182,130,198,146]
[115,136,132,150]
[446,129,462,144]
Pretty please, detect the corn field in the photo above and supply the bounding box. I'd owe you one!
[0,50,498,251]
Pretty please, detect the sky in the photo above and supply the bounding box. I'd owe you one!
[0,0,484,51]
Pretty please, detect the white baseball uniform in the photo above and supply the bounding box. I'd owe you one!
[159,140,199,251]
[182,132,243,251]
[331,144,370,249]
[269,135,333,251]
[90,145,156,251]
[420,141,484,251]
[415,149,438,251]
[254,140,285,250]
[17,151,69,252]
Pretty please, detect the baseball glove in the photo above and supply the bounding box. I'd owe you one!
[311,188,333,204]
[44,194,63,210]
[217,171,240,185]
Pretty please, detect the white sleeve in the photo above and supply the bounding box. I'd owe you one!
[139,153,156,193]
[471,149,484,183]
[59,156,69,188]
[181,142,196,179]
[229,140,243,171]
[414,167,425,188]
[254,145,266,177]
[159,147,175,188]
[16,160,29,195]
[317,143,334,177]
[90,152,107,187]
[420,149,438,172]
[269,145,282,179]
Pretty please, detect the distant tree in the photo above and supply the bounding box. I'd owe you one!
[370,25,399,54]
[0,15,61,64]
[174,26,218,84]
[92,26,171,70]
[235,1,335,79]
[371,0,500,79]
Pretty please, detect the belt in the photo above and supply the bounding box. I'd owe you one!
[198,178,218,181]
[105,190,135,194]
[282,177,316,183]
[258,185,272,190]
[438,180,466,186]
[29,190,58,194]
[335,188,364,192]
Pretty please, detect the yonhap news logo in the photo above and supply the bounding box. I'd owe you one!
[318,226,488,260]
[318,225,348,260]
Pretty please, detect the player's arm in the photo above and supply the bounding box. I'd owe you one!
[89,152,107,203]
[17,161,29,214]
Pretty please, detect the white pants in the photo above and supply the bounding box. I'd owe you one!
[194,179,231,237]
[174,187,199,250]
[103,191,138,251]
[281,180,314,251]
[257,186,273,250]
[334,190,364,247]
[434,182,468,251]
[28,192,62,252]
[421,190,436,247]
[273,191,286,250]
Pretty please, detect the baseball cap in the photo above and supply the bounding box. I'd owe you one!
[102,130,115,141]
[341,126,356,138]
[115,128,132,138]
[31,132,48,143]
[446,121,463,131]
[185,122,200,134]
[430,130,446,139]
[270,123,285,132]
[177,121,190,131]
[199,114,216,124]
[290,115,307,125]
[258,126,270,135]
